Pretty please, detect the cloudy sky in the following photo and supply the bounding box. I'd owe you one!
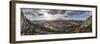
[21,8,92,21]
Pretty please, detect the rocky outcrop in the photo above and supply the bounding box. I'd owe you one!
[21,14,92,35]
